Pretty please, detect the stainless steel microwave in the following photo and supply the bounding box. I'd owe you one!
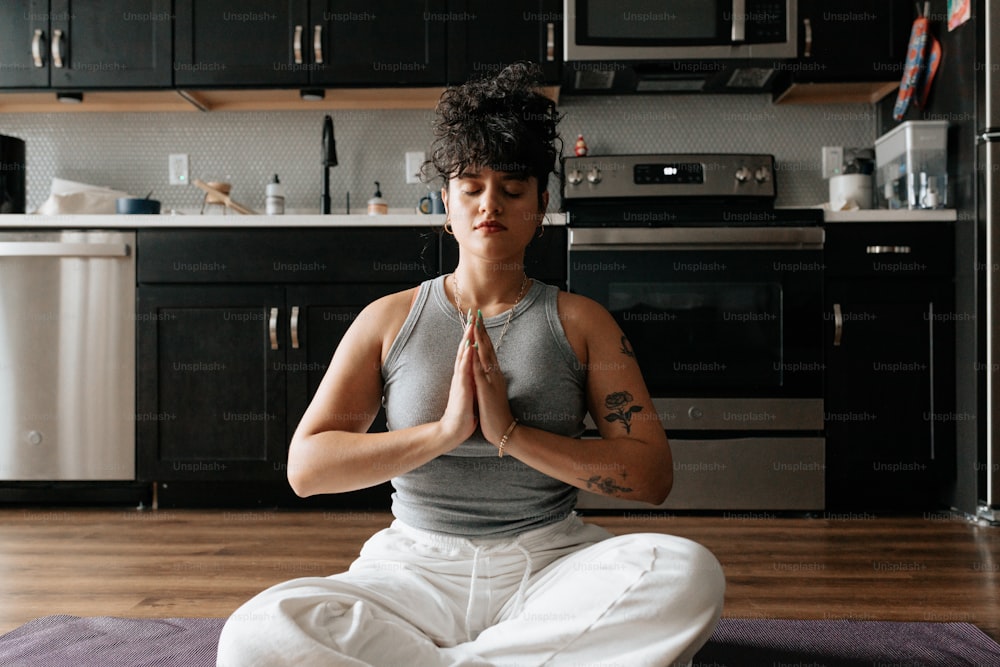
[564,0,798,61]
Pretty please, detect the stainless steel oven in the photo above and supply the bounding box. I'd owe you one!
[564,153,824,510]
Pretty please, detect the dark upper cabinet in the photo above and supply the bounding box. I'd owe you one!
[792,0,913,83]
[446,0,561,85]
[0,1,49,87]
[310,0,447,86]
[175,0,310,87]
[0,0,173,88]
[175,0,447,87]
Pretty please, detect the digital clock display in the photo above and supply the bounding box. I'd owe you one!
[634,163,704,185]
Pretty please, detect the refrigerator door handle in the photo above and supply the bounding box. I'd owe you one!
[986,140,1000,513]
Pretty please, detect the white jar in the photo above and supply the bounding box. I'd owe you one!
[265,174,285,215]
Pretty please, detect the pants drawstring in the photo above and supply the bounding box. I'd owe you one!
[464,545,483,642]
[512,540,534,618]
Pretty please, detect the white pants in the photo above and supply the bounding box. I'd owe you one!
[217,514,725,667]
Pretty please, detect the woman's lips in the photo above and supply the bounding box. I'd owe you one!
[475,220,506,233]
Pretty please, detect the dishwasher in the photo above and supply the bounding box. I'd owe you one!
[0,230,135,480]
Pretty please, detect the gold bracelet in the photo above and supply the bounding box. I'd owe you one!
[498,418,518,458]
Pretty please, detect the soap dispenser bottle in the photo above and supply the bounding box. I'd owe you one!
[265,174,285,215]
[367,181,388,215]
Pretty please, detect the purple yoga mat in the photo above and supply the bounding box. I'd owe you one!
[1,615,999,666]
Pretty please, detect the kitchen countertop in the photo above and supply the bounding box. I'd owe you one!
[0,213,566,228]
[0,210,955,227]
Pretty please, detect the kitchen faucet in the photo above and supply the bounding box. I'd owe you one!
[321,114,338,214]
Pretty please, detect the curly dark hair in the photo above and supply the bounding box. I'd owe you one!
[424,62,563,195]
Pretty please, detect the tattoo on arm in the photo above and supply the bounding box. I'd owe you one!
[603,391,644,434]
[578,474,634,497]
[619,336,635,358]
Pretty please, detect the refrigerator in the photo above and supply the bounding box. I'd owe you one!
[881,0,997,520]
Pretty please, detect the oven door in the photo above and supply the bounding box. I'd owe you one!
[569,226,824,401]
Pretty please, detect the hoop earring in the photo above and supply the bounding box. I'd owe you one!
[444,219,454,235]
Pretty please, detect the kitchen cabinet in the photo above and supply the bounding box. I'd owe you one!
[774,0,914,103]
[174,0,447,88]
[0,0,173,89]
[135,228,438,502]
[446,0,561,85]
[824,222,955,510]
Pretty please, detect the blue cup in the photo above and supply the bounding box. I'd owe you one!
[418,190,445,214]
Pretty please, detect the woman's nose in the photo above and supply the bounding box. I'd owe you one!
[479,186,502,214]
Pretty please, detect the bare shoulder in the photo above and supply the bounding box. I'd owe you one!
[555,290,622,365]
[557,290,620,333]
[362,286,421,360]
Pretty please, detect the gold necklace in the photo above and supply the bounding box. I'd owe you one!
[452,272,529,351]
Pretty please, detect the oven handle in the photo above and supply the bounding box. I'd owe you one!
[568,226,824,251]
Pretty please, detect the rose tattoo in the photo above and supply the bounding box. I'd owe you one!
[604,391,643,434]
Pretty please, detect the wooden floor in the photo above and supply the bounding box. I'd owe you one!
[1,508,998,642]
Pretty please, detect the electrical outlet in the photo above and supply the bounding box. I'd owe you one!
[405,151,424,184]
[821,146,843,179]
[169,154,189,185]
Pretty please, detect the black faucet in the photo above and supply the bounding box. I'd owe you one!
[321,114,338,214]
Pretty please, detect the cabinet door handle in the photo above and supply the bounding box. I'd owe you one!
[545,22,555,62]
[927,301,935,460]
[293,25,303,64]
[32,29,45,67]
[313,25,323,64]
[51,29,64,68]
[731,0,746,42]
[802,18,812,58]
[833,303,843,347]
[290,306,300,349]
[866,245,911,254]
[269,307,279,350]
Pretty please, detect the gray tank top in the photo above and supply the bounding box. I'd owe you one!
[382,274,587,537]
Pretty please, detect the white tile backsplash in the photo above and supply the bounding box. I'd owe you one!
[0,93,876,214]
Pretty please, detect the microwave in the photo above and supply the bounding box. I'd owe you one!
[564,0,798,61]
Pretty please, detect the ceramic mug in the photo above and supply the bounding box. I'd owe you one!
[418,190,445,214]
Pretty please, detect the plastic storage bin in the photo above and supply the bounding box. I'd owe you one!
[874,120,948,209]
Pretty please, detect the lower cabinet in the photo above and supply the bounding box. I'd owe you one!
[135,228,438,505]
[824,222,956,511]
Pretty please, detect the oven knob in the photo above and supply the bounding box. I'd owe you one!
[586,167,602,184]
[754,166,772,183]
[735,167,751,183]
[687,406,704,421]
[566,169,583,185]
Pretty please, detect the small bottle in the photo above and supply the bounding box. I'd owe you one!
[367,181,388,215]
[266,174,285,215]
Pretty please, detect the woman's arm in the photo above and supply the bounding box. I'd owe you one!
[287,291,479,497]
[471,293,672,505]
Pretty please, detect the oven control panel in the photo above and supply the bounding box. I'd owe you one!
[562,153,776,200]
